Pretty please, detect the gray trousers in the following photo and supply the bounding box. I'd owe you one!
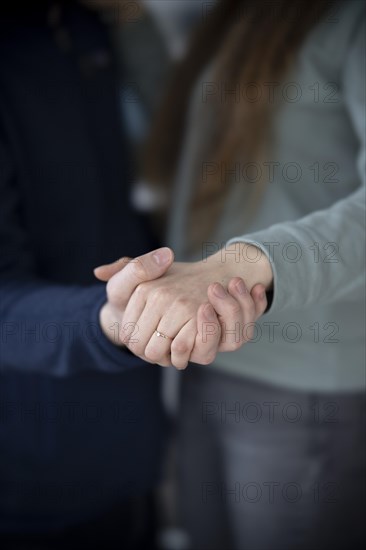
[177,368,365,550]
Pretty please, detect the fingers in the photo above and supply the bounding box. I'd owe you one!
[207,280,248,352]
[207,278,266,352]
[190,303,221,366]
[105,247,174,309]
[155,282,266,369]
[140,318,197,371]
[149,302,221,370]
[143,328,174,366]
[128,279,266,368]
[126,303,163,358]
[94,256,132,282]
[143,299,193,365]
[250,283,268,317]
[169,318,197,370]
[135,328,173,368]
[118,288,147,348]
[117,294,171,367]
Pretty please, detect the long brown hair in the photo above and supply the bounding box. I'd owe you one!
[143,0,334,247]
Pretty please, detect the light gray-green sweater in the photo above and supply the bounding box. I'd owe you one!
[168,0,365,392]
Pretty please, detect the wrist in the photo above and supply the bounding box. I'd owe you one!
[208,242,273,291]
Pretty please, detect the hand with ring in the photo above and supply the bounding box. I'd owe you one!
[95,246,273,370]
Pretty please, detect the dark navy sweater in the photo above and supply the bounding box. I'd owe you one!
[0,2,165,533]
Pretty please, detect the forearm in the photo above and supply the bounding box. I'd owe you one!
[205,242,274,292]
[0,278,144,376]
[226,185,365,313]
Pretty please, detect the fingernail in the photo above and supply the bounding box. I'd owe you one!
[213,283,226,299]
[204,304,216,322]
[235,279,247,295]
[153,247,172,266]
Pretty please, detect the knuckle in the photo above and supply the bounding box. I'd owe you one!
[158,358,172,367]
[150,286,168,304]
[200,352,216,365]
[174,362,188,371]
[129,342,144,356]
[106,278,118,301]
[133,283,147,301]
[171,340,190,356]
[172,297,196,319]
[223,341,241,352]
[174,296,192,311]
[227,302,241,316]
[145,344,169,364]
[144,346,162,363]
[225,343,237,352]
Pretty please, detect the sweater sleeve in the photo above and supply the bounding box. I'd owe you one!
[0,136,146,377]
[227,17,366,314]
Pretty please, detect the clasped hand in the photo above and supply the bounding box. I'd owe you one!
[95,246,271,370]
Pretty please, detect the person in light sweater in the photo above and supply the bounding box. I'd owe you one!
[97,1,365,548]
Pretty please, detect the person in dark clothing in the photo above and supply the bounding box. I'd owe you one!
[0,2,168,547]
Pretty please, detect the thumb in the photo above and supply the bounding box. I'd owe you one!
[106,247,174,308]
[94,257,133,282]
